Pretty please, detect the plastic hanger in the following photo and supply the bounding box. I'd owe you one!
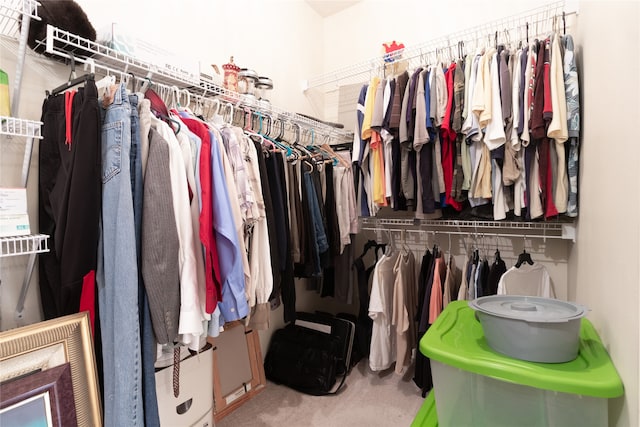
[515,236,533,267]
[223,102,234,125]
[95,74,116,91]
[264,115,293,157]
[358,239,378,259]
[48,54,95,96]
[210,99,223,125]
[515,249,533,268]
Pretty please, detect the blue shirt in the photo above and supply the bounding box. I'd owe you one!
[209,130,249,325]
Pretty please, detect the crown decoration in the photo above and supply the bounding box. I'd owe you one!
[222,56,240,72]
[382,41,405,63]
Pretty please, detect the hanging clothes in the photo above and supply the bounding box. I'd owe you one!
[428,252,446,325]
[414,248,435,396]
[98,83,144,427]
[38,80,101,320]
[352,32,580,222]
[486,251,507,295]
[497,262,555,297]
[368,250,399,372]
[392,249,417,375]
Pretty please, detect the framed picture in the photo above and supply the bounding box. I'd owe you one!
[0,362,77,427]
[0,312,102,427]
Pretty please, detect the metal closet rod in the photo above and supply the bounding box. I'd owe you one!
[360,227,562,241]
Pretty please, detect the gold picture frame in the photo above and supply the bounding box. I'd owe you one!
[0,312,102,426]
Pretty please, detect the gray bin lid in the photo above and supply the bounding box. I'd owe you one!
[469,295,588,323]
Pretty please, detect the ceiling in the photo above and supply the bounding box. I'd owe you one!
[305,0,361,17]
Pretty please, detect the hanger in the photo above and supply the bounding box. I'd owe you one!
[266,116,294,157]
[358,239,378,259]
[515,249,533,268]
[515,236,534,268]
[319,135,350,168]
[246,112,275,150]
[140,72,153,94]
[223,102,234,125]
[95,73,116,92]
[494,235,502,264]
[47,54,95,96]
[145,87,181,134]
[210,98,223,124]
[165,115,182,134]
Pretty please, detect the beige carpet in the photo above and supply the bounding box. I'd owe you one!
[216,360,426,427]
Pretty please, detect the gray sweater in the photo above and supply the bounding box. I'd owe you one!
[142,127,180,345]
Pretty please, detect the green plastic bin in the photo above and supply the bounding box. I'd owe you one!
[417,300,623,427]
[411,392,438,427]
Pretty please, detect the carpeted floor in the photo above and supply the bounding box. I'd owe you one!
[216,360,426,427]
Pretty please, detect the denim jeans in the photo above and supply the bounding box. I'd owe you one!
[129,95,160,427]
[97,84,144,426]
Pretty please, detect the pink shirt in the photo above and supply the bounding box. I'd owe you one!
[429,255,446,324]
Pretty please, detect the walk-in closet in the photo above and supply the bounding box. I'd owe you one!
[0,1,638,426]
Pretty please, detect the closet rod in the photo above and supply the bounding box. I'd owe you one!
[360,227,564,241]
[305,0,573,90]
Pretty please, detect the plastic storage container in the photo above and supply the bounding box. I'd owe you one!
[419,301,623,427]
[469,295,588,363]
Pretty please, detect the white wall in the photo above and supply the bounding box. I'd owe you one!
[569,2,640,426]
[75,0,325,117]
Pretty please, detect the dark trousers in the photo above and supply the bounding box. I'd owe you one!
[38,80,101,318]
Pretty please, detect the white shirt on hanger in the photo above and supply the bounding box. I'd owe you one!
[368,251,398,372]
[497,263,555,298]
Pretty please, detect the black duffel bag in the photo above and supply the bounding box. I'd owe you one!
[264,323,346,396]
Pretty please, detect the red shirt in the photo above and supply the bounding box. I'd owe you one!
[441,63,462,212]
[179,117,222,313]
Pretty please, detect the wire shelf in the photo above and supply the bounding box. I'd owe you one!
[43,25,201,86]
[305,1,568,90]
[38,25,352,142]
[0,116,42,138]
[359,217,576,241]
[0,234,49,257]
[0,0,40,39]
